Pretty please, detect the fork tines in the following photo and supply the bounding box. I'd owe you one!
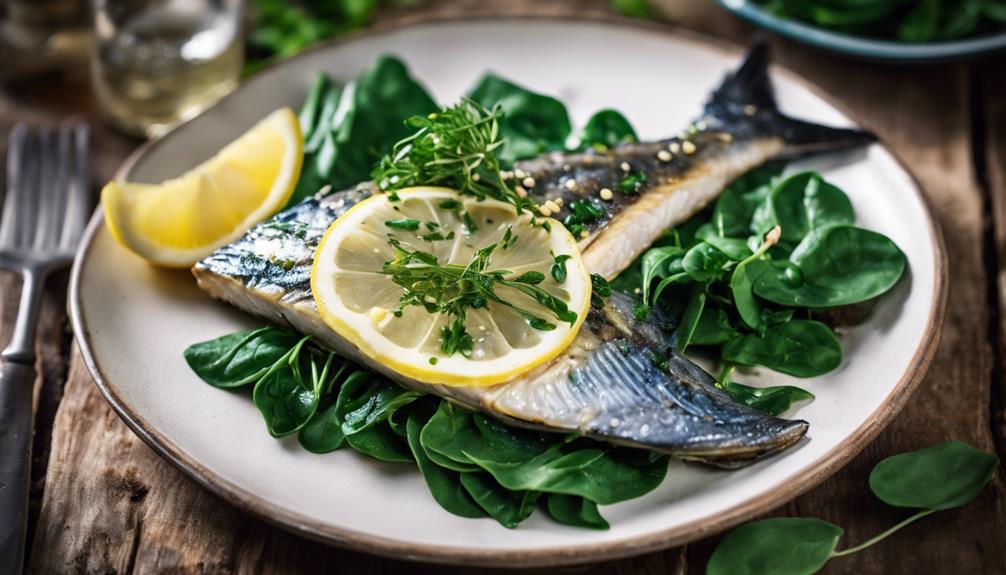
[0,122,90,259]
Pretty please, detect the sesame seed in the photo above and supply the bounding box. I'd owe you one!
[472,173,480,181]
[620,161,631,172]
[515,185,528,198]
[522,176,536,188]
[657,150,672,162]
[501,170,513,181]
[538,205,552,217]
[544,200,560,213]
[718,132,734,143]
[514,169,527,180]
[554,197,563,206]
[563,164,571,172]
[564,179,578,191]
[599,188,614,201]
[682,140,697,155]
[743,104,758,116]
[580,230,589,239]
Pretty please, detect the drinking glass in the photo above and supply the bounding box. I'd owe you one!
[91,0,244,137]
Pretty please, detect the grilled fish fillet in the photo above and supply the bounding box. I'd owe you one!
[193,45,874,468]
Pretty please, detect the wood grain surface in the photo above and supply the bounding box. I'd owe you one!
[1,0,1003,573]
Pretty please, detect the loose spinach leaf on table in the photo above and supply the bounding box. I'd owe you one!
[706,517,843,575]
[707,441,1000,574]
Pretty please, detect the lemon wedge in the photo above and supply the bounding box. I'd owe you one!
[102,107,303,267]
[311,187,591,386]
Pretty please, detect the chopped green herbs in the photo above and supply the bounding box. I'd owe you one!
[551,253,572,283]
[562,199,606,237]
[381,239,577,357]
[384,218,421,231]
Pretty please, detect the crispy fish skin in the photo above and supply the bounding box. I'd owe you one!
[193,45,873,467]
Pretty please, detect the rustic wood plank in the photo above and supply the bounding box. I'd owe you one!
[982,58,1006,458]
[23,1,1006,573]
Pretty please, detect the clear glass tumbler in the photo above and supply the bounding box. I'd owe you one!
[90,0,244,137]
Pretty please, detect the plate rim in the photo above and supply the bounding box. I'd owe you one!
[716,0,1006,62]
[69,13,950,568]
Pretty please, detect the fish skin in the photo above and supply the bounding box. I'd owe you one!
[193,45,872,467]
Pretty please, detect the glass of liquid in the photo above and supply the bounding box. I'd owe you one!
[90,0,244,137]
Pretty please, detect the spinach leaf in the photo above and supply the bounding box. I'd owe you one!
[682,242,730,282]
[753,225,906,308]
[251,338,326,436]
[459,473,539,529]
[640,246,685,302]
[689,305,739,346]
[675,288,706,352]
[345,424,414,462]
[730,258,770,331]
[184,326,301,388]
[707,517,843,575]
[297,369,368,453]
[712,163,781,238]
[724,381,815,416]
[406,407,486,519]
[869,441,999,511]
[422,404,668,505]
[767,172,855,243]
[468,74,571,162]
[292,56,437,205]
[721,320,842,378]
[578,109,637,150]
[544,494,610,530]
[611,0,654,19]
[696,224,753,260]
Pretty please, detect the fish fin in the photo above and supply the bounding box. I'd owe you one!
[704,42,876,157]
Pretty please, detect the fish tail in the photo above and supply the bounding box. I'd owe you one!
[704,43,876,157]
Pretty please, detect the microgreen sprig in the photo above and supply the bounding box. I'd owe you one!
[382,238,577,357]
[373,99,534,215]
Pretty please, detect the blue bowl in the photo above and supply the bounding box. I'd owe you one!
[718,0,1006,62]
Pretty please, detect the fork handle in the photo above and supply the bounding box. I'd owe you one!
[0,359,34,574]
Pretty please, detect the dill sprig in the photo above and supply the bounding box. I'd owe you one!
[382,237,577,357]
[372,99,533,215]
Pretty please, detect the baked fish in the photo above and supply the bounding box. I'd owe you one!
[193,45,873,468]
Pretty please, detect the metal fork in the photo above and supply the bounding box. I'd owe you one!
[0,122,90,573]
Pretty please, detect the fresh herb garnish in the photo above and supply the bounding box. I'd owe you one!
[384,218,421,231]
[373,100,533,216]
[562,199,606,237]
[551,253,572,283]
[619,170,647,194]
[381,239,577,357]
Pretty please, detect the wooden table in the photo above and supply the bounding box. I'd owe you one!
[4,1,1005,573]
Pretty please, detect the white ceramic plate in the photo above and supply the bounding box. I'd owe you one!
[71,17,946,567]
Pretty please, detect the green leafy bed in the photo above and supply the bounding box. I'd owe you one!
[756,0,1006,42]
[186,56,905,529]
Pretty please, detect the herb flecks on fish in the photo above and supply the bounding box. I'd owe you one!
[382,238,578,357]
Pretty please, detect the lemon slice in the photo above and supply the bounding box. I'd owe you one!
[312,187,591,386]
[102,107,303,267]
